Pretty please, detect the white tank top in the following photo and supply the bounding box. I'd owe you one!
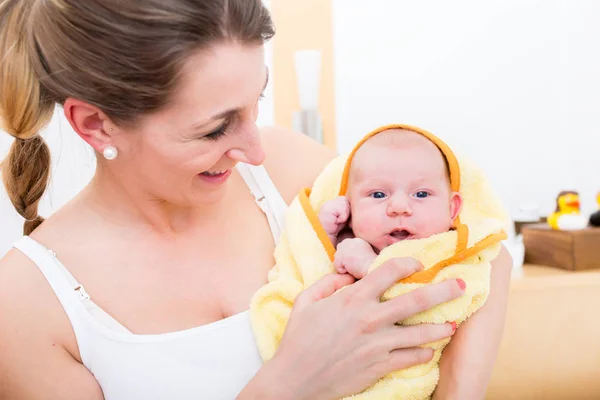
[12,163,289,400]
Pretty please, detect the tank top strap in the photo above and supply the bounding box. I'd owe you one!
[13,236,89,302]
[236,163,288,243]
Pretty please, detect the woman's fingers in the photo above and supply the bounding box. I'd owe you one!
[386,347,435,372]
[294,273,356,311]
[272,260,462,399]
[379,278,465,325]
[382,323,456,350]
[355,257,423,299]
[381,323,456,373]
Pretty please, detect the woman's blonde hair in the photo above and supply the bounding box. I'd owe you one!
[0,0,274,234]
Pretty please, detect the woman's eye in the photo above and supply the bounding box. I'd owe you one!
[370,191,386,199]
[415,191,429,198]
[203,118,231,141]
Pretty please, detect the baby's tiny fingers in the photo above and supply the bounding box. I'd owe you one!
[336,265,347,274]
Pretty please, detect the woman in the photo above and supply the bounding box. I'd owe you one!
[0,1,511,399]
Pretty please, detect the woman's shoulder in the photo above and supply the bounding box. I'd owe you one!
[260,125,337,204]
[0,226,84,352]
[0,245,68,340]
[0,247,102,398]
[0,245,46,302]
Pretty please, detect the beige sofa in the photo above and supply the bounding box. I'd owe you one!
[486,265,600,399]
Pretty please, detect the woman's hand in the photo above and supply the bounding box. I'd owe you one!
[257,257,464,400]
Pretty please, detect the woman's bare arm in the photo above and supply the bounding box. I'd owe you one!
[260,126,337,204]
[0,251,104,400]
[433,245,513,400]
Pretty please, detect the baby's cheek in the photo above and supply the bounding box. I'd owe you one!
[420,205,454,235]
[351,208,380,241]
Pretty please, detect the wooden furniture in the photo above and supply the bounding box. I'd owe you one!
[486,264,600,399]
[522,224,600,271]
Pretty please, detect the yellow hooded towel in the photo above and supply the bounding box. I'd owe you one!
[250,124,509,399]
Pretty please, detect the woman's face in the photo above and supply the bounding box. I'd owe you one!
[111,42,268,206]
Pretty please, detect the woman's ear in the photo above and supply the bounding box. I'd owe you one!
[450,192,463,221]
[63,97,116,153]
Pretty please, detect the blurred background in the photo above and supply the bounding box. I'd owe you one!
[1,2,599,398]
[2,0,599,253]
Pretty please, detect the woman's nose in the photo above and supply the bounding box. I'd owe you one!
[226,122,265,166]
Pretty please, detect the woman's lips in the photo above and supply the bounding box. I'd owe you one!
[198,169,232,184]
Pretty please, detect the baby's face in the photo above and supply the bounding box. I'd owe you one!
[347,132,462,252]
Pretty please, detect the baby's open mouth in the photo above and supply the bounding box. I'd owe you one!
[388,229,411,241]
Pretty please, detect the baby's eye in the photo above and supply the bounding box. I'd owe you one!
[370,191,386,199]
[415,191,429,198]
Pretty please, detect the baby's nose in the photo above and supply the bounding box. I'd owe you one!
[386,195,412,216]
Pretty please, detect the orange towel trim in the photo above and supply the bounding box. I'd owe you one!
[397,230,508,284]
[455,223,469,253]
[299,188,337,262]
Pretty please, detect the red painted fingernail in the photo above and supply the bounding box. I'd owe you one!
[451,321,457,331]
[456,279,466,290]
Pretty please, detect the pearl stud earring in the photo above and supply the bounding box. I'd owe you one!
[103,146,118,160]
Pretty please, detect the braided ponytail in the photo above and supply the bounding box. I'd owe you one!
[0,0,55,234]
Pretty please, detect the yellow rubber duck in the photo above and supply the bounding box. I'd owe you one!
[590,192,600,227]
[547,191,588,230]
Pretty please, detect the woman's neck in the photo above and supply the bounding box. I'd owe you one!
[80,166,235,236]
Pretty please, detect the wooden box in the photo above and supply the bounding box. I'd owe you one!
[522,224,600,271]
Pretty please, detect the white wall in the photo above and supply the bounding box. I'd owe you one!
[0,1,275,256]
[333,0,600,220]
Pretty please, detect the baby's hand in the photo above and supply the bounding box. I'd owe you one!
[318,196,351,243]
[334,238,377,279]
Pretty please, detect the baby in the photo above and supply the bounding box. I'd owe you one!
[252,125,508,399]
[319,129,463,279]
